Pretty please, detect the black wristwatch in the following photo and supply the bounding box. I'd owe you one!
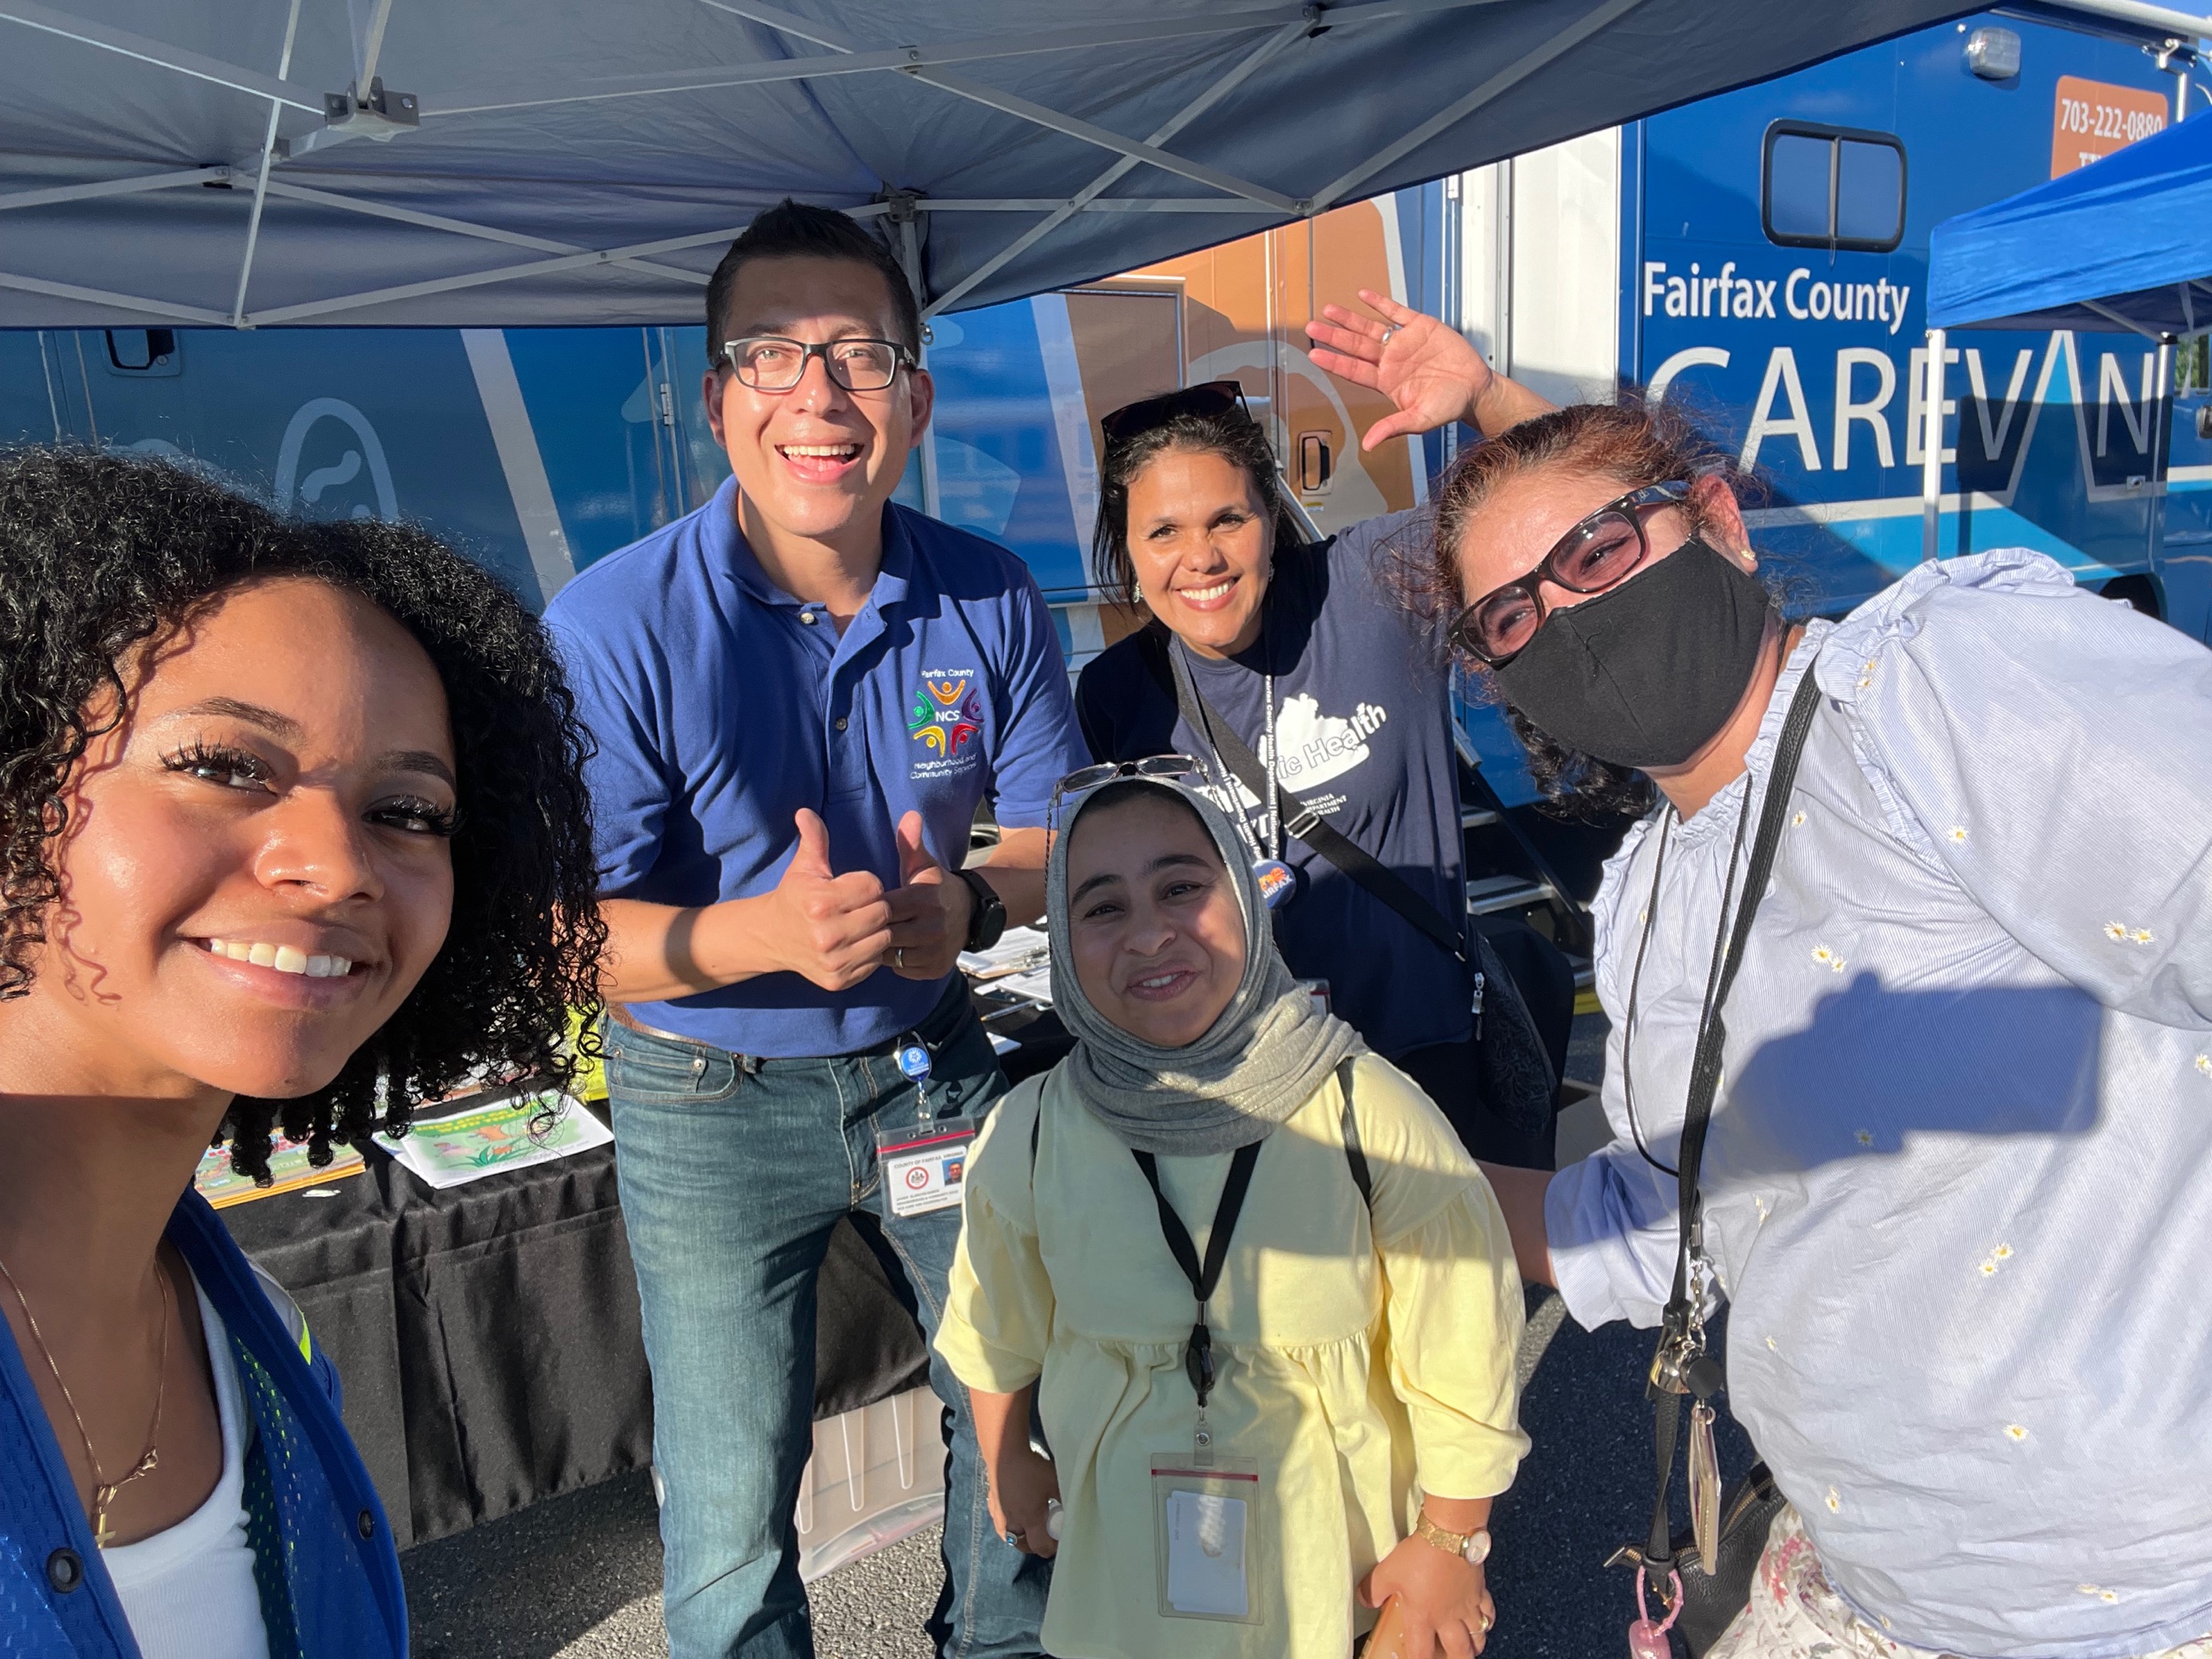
[953,866,1007,953]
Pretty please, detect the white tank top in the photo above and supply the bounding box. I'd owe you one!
[101,1275,273,1659]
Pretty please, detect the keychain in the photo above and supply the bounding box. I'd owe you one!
[896,1033,932,1089]
[1628,1567,1683,1659]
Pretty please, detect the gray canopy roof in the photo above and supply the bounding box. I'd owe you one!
[2,0,1980,329]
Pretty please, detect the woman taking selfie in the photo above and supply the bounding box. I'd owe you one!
[933,765,1527,1658]
[1074,293,1564,1167]
[0,450,602,1657]
[1430,404,2212,1657]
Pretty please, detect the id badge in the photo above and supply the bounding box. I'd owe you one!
[1151,1454,1262,1624]
[876,1116,975,1218]
[1296,978,1331,1018]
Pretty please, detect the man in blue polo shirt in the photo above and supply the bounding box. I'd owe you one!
[545,201,1080,1659]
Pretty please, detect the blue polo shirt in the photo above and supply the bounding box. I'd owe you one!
[546,477,1085,1058]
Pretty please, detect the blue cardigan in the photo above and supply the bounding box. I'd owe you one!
[0,1190,407,1657]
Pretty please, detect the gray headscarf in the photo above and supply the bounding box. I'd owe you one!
[1047,774,1363,1156]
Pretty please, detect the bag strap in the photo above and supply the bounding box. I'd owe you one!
[1638,664,1825,1574]
[1167,643,1469,964]
[1337,1057,1372,1210]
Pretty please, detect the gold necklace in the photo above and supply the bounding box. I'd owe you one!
[0,1246,174,1547]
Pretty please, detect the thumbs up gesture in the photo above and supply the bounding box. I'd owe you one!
[883,810,976,981]
[765,808,895,991]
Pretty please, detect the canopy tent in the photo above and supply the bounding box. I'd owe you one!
[1928,99,2212,336]
[0,0,1986,331]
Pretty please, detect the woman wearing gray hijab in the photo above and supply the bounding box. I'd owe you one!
[933,766,1528,1659]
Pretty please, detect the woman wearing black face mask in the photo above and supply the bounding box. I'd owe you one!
[1428,404,2212,1659]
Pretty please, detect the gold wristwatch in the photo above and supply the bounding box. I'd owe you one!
[1413,1511,1492,1566]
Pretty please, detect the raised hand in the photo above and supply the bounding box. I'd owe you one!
[884,810,975,981]
[767,808,894,991]
[1307,288,1498,452]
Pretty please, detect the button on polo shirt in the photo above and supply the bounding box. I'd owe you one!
[546,477,1086,1059]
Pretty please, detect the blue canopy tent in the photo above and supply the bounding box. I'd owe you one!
[1928,100,2212,338]
[1923,89,2210,562]
[0,0,1996,331]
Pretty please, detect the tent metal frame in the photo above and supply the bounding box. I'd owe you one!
[0,0,1648,327]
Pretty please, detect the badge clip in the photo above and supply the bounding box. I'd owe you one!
[1251,858,1296,911]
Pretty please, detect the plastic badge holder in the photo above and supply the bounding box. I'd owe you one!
[1151,1455,1263,1624]
[875,1116,975,1219]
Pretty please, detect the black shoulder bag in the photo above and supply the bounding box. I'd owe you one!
[1160,641,1555,1124]
[1618,665,1822,1657]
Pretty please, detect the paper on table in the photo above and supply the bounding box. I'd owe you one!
[993,966,1054,1006]
[374,1089,610,1191]
[958,925,1049,979]
[194,1136,365,1210]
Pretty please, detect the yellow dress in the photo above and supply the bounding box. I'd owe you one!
[935,1052,1528,1659]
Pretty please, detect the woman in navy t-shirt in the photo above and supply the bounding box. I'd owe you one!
[1073,292,1562,1165]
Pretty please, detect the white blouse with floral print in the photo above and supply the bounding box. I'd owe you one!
[1547,549,2212,1658]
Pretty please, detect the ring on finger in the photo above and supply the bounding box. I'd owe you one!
[896,946,906,970]
[1004,1527,1024,1550]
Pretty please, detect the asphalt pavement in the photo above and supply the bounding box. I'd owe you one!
[401,1014,1759,1657]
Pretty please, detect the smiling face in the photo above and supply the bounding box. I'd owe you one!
[704,253,934,559]
[7,576,458,1104]
[1124,445,1275,658]
[1065,789,1248,1049]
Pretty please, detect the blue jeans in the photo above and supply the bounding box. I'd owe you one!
[604,982,1050,1658]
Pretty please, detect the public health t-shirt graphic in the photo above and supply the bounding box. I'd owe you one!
[1211,691,1390,818]
[908,668,986,779]
[1273,691,1387,790]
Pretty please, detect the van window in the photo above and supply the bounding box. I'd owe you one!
[1762,122,1906,253]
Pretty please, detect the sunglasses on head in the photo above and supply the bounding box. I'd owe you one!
[1047,755,1211,837]
[1448,480,1694,668]
[1098,381,1255,453]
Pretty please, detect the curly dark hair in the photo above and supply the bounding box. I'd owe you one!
[1421,400,1775,819]
[1089,400,1309,614]
[0,447,606,1182]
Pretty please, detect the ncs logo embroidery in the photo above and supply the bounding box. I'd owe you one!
[908,670,984,763]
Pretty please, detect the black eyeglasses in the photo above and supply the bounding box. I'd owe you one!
[1047,755,1209,836]
[1098,381,1255,452]
[1449,481,1692,667]
[719,335,914,393]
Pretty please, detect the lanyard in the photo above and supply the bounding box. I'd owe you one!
[1172,637,1280,864]
[1131,1140,1263,1442]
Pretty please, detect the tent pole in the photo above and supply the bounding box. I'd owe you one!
[1920,327,1946,562]
[924,16,1311,318]
[230,0,303,328]
[1309,0,1645,213]
[0,167,229,213]
[241,222,752,325]
[0,269,226,324]
[257,178,708,284]
[893,205,943,520]
[0,1,316,108]
[2151,335,2174,574]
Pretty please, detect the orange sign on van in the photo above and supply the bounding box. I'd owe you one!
[2051,76,2169,177]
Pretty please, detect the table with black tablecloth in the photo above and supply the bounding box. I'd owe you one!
[220,1000,1072,1548]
